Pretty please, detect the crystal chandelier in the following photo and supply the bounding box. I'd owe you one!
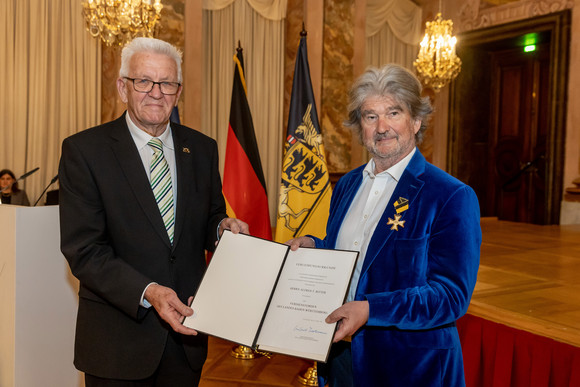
[82,0,163,47]
[414,12,462,92]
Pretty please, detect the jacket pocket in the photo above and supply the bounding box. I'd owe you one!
[393,236,428,287]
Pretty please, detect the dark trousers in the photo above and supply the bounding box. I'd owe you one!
[318,340,354,387]
[85,332,202,387]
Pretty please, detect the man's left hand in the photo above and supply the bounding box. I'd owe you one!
[326,301,370,342]
[219,217,249,237]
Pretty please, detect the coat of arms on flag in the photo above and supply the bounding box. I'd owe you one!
[279,104,329,232]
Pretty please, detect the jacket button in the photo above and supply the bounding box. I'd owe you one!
[170,256,176,263]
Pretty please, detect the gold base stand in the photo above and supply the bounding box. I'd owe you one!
[230,345,256,359]
[297,362,318,386]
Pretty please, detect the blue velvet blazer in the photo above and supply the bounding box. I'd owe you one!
[313,150,481,386]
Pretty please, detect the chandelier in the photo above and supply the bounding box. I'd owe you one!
[414,12,462,92]
[82,0,163,47]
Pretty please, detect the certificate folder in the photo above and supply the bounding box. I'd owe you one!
[183,230,358,362]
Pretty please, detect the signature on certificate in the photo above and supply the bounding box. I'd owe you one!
[294,325,327,335]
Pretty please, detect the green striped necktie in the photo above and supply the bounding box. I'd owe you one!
[148,137,175,244]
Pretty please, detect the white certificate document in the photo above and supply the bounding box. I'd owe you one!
[257,247,357,361]
[182,231,358,362]
[182,231,288,346]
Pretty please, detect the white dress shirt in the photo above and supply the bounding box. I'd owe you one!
[125,114,178,307]
[337,148,416,302]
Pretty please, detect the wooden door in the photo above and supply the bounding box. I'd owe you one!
[489,44,550,223]
[448,12,569,225]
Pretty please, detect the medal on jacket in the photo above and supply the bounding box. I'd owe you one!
[387,214,405,231]
[394,197,409,214]
[388,197,408,231]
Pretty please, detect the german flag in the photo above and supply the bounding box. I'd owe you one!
[275,33,331,243]
[222,46,272,240]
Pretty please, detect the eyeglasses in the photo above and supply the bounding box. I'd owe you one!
[124,77,181,95]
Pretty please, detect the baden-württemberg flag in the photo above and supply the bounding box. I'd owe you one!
[223,47,272,240]
[275,34,331,243]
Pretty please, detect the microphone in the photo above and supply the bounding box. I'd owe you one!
[34,174,59,206]
[18,167,40,180]
[0,167,40,193]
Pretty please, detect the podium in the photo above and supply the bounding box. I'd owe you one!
[0,205,82,387]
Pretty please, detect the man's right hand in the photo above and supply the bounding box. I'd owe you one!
[144,283,198,335]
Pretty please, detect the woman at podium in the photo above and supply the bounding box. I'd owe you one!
[0,169,30,205]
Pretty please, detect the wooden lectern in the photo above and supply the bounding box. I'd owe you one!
[0,205,82,387]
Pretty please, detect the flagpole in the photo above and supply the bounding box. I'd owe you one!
[291,23,329,237]
[225,40,272,360]
[296,23,319,387]
[229,40,257,361]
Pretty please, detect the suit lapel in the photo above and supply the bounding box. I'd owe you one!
[360,151,426,277]
[327,169,365,248]
[109,115,173,247]
[171,125,195,249]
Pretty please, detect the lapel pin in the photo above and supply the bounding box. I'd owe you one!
[182,147,190,153]
[394,197,409,214]
[387,214,405,231]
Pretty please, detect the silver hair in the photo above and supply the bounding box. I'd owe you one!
[119,37,183,83]
[344,64,433,144]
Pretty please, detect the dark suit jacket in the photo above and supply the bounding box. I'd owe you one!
[314,150,481,386]
[59,113,227,380]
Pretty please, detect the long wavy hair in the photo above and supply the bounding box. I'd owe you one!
[344,64,433,145]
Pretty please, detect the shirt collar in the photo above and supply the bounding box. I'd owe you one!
[125,113,174,151]
[363,147,416,182]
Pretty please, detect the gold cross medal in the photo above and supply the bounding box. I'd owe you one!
[387,214,405,231]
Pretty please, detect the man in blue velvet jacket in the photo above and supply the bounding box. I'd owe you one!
[287,64,481,386]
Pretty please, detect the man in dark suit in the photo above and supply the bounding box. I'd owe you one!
[59,37,248,386]
[287,64,481,386]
